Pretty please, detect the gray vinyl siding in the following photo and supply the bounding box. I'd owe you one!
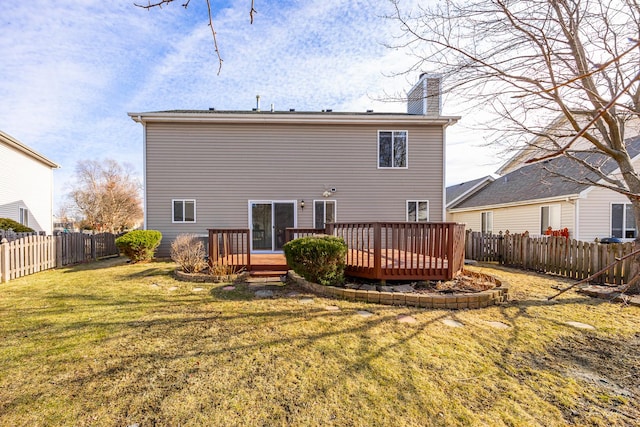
[145,121,445,255]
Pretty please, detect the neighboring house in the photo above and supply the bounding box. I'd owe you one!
[130,74,459,256]
[445,175,494,220]
[447,134,640,242]
[0,131,59,234]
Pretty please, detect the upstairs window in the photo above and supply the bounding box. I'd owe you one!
[378,131,407,168]
[407,200,429,222]
[173,199,196,223]
[611,203,637,239]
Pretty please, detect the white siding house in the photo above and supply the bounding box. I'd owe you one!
[447,135,640,242]
[0,131,59,234]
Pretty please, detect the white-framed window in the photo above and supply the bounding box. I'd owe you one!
[19,207,29,226]
[407,200,429,222]
[172,199,196,223]
[314,200,337,229]
[481,211,493,234]
[378,130,408,168]
[611,203,637,239]
[540,204,561,234]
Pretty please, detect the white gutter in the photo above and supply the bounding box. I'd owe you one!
[128,112,461,126]
[448,193,582,213]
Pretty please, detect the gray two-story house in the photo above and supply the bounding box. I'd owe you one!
[129,74,459,256]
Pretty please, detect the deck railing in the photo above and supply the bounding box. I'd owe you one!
[208,229,251,271]
[326,222,466,281]
[208,222,466,281]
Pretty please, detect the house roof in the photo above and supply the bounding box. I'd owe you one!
[445,176,494,207]
[449,135,640,210]
[128,109,460,126]
[0,130,59,169]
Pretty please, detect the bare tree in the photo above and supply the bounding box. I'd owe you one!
[135,0,258,74]
[391,0,640,291]
[69,159,143,233]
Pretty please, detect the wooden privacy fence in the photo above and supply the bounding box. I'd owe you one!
[0,230,44,241]
[465,231,635,285]
[1,232,119,283]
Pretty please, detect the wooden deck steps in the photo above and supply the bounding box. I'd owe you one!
[250,270,288,278]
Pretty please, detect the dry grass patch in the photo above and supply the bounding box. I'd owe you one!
[0,259,638,426]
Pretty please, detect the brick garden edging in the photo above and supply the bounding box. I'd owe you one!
[288,270,508,309]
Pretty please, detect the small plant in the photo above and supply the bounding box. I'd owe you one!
[210,263,242,277]
[283,235,347,286]
[0,218,34,233]
[115,230,162,263]
[171,234,208,273]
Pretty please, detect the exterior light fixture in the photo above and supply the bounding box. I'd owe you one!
[301,200,305,209]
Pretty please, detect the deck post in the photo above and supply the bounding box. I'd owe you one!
[373,222,382,280]
[208,229,214,268]
[446,224,455,280]
[245,229,251,271]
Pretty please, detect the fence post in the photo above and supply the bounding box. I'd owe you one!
[91,234,97,261]
[56,235,63,267]
[1,238,9,283]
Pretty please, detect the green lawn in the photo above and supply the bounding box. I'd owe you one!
[0,258,638,426]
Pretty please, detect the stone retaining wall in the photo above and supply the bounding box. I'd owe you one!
[288,270,508,309]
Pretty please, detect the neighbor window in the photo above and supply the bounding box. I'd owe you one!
[173,199,196,223]
[19,207,29,226]
[378,131,407,168]
[611,203,637,239]
[407,200,429,222]
[314,200,336,229]
[540,204,561,234]
[481,211,493,234]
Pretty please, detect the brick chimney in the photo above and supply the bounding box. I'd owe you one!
[407,73,441,116]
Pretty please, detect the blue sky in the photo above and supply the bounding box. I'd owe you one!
[0,0,501,211]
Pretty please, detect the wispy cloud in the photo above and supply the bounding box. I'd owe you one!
[0,0,500,209]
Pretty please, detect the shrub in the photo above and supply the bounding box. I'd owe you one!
[170,234,208,273]
[115,230,162,263]
[283,235,347,286]
[0,218,34,233]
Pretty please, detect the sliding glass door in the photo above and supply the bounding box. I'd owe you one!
[250,201,295,251]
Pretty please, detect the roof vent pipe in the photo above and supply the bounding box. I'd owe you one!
[271,103,274,112]
[256,95,261,112]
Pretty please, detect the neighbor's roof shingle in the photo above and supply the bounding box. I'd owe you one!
[451,135,640,209]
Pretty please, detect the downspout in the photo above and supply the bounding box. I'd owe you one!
[137,115,148,231]
[574,198,580,240]
[442,118,455,222]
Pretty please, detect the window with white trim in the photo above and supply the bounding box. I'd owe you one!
[314,200,336,229]
[378,131,407,168]
[540,204,561,234]
[611,203,637,238]
[481,211,493,234]
[407,200,429,222]
[19,207,29,226]
[173,199,196,223]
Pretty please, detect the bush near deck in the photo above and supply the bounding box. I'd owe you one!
[283,235,347,286]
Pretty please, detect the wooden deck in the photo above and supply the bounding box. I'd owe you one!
[209,222,465,281]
